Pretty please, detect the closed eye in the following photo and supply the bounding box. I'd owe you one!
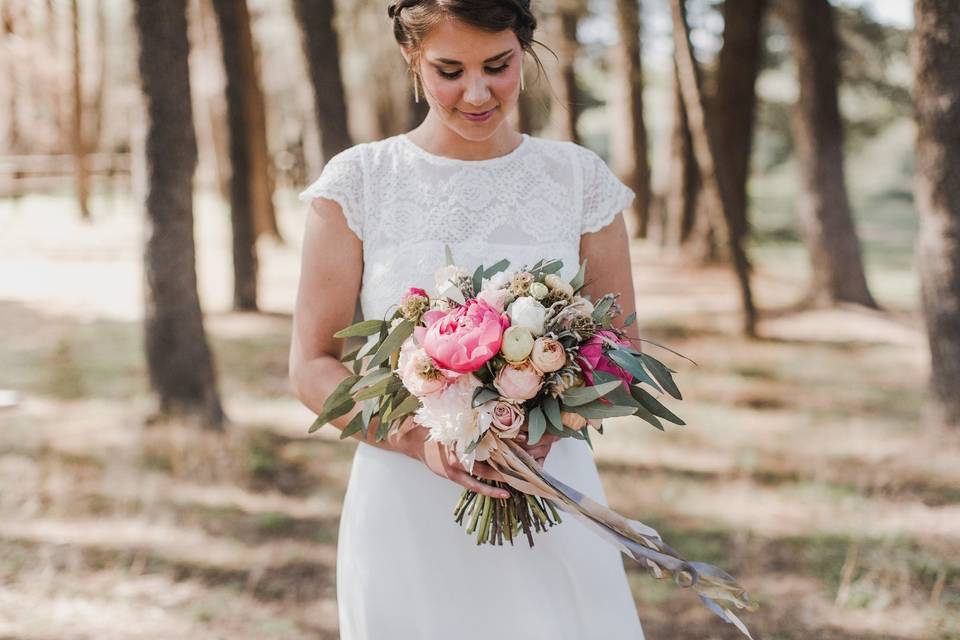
[436,64,509,80]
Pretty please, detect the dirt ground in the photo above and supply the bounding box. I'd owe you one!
[0,193,957,639]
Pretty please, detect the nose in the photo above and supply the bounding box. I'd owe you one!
[462,73,491,107]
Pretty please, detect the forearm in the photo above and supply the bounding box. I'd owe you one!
[291,354,425,455]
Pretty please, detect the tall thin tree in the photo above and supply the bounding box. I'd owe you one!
[714,0,768,251]
[611,0,651,239]
[548,0,585,143]
[671,0,757,337]
[293,0,352,162]
[211,0,279,311]
[781,0,877,308]
[70,0,90,219]
[133,0,225,428]
[913,0,960,428]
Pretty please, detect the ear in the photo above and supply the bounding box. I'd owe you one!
[400,46,413,68]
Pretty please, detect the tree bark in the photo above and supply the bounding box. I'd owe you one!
[714,0,767,246]
[70,0,90,219]
[133,0,225,429]
[781,0,877,308]
[211,0,278,311]
[293,0,353,162]
[548,1,584,143]
[664,66,701,249]
[670,0,757,337]
[611,0,651,239]
[913,0,960,428]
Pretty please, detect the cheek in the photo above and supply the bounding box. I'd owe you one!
[425,76,461,107]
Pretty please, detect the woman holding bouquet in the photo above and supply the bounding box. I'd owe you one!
[290,1,643,637]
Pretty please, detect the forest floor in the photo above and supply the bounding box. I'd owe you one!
[0,192,957,640]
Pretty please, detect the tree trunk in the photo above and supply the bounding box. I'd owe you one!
[211,0,277,311]
[913,0,960,429]
[714,0,767,246]
[611,0,651,239]
[70,0,90,219]
[133,0,225,429]
[670,0,757,337]
[293,0,352,161]
[548,1,584,143]
[781,0,878,308]
[2,1,20,153]
[664,66,701,249]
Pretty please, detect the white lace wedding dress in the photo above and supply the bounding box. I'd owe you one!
[300,132,644,639]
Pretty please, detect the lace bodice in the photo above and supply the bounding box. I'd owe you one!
[298,133,634,321]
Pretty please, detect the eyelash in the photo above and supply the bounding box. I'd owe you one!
[436,64,509,80]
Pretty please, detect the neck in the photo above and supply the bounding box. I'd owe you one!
[406,113,523,161]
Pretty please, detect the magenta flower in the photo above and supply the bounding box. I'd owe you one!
[418,299,510,374]
[578,330,633,387]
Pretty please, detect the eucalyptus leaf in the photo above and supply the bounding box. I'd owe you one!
[561,380,622,407]
[607,348,661,392]
[638,352,683,399]
[570,259,588,292]
[472,264,484,295]
[471,386,499,408]
[361,398,377,437]
[309,397,356,433]
[483,259,510,278]
[631,385,685,425]
[591,295,614,321]
[387,393,421,422]
[350,367,394,394]
[542,395,562,430]
[564,401,638,419]
[445,244,455,266]
[321,375,360,414]
[340,345,363,363]
[353,375,394,401]
[624,312,636,327]
[368,320,414,368]
[527,406,547,445]
[339,412,365,439]
[334,319,387,339]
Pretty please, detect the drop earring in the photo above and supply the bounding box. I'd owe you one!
[520,55,526,92]
[413,71,420,103]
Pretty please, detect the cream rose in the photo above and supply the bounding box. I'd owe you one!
[530,337,566,373]
[494,361,543,402]
[529,281,549,300]
[545,274,574,298]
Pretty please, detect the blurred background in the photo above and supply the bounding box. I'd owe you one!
[1,0,958,638]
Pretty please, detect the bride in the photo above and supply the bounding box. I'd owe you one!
[290,1,644,637]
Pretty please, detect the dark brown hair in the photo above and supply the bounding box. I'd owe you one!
[387,0,551,87]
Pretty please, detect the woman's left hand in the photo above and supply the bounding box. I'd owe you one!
[515,430,561,466]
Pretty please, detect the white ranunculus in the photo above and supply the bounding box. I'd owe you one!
[508,296,546,336]
[500,325,534,362]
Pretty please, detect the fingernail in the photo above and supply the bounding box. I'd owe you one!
[499,491,510,498]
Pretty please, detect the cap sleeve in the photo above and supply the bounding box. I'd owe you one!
[577,146,635,235]
[298,145,365,240]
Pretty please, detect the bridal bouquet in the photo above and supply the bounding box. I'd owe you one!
[311,250,757,638]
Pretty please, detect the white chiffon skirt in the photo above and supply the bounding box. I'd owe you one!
[336,437,645,639]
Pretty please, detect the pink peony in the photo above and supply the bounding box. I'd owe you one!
[578,330,633,387]
[494,361,544,401]
[418,299,509,374]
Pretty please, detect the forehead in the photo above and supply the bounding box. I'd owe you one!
[420,16,519,63]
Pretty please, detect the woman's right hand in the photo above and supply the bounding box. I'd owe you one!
[398,420,511,499]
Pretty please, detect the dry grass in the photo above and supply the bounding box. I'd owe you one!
[0,193,957,639]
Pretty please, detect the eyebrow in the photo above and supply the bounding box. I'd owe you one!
[431,49,514,65]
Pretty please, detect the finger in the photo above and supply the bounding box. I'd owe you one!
[524,445,551,460]
[451,470,510,499]
[470,461,504,482]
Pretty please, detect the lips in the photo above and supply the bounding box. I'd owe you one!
[460,107,496,122]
